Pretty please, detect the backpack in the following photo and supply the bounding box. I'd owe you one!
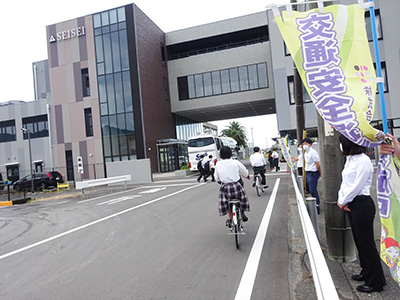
[197,160,203,171]
[204,160,210,171]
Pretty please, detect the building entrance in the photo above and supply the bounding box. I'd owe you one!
[157,139,188,173]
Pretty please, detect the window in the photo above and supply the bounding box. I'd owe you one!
[288,76,295,105]
[0,120,16,143]
[284,42,291,56]
[163,77,169,101]
[81,68,90,97]
[84,108,93,137]
[22,115,48,139]
[287,76,312,105]
[365,10,383,41]
[35,162,43,173]
[160,43,166,65]
[93,7,136,162]
[374,61,388,93]
[177,63,269,100]
[167,26,269,60]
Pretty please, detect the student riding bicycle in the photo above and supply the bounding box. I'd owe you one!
[214,146,250,227]
[249,146,268,189]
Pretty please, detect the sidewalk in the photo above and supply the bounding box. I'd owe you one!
[288,170,400,300]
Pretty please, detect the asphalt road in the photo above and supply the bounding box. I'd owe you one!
[0,170,293,300]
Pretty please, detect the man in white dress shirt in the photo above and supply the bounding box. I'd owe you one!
[302,138,321,213]
[249,147,268,189]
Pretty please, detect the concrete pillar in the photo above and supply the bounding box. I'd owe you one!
[317,115,356,262]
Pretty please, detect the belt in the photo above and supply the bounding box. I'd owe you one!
[306,171,318,173]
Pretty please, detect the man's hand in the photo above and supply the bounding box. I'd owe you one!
[246,175,251,180]
[379,133,400,159]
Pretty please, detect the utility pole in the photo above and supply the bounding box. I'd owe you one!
[293,0,354,261]
[317,115,356,261]
[294,68,305,144]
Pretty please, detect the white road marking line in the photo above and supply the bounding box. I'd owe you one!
[78,183,197,204]
[0,184,202,261]
[97,195,142,206]
[139,187,167,194]
[234,178,281,300]
[78,187,143,204]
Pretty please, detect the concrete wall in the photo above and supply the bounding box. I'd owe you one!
[106,159,152,184]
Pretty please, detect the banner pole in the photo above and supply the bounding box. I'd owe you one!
[368,0,388,134]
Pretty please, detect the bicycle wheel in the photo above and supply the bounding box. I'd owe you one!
[255,176,261,197]
[234,206,240,249]
[234,223,239,249]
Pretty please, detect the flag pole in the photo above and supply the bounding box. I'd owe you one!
[368,0,388,134]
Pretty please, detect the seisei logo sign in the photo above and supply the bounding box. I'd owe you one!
[49,26,85,43]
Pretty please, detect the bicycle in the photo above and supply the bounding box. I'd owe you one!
[254,172,264,197]
[227,200,245,249]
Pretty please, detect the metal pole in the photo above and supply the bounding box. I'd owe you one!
[369,0,388,134]
[21,127,34,194]
[28,130,34,194]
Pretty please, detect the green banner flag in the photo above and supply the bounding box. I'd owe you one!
[274,4,384,147]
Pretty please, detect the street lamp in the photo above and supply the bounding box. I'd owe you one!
[21,127,34,194]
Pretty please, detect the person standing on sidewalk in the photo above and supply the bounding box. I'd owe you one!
[302,138,321,213]
[337,134,386,293]
[271,150,280,172]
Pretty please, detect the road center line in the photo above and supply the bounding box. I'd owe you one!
[0,184,202,261]
[234,178,281,300]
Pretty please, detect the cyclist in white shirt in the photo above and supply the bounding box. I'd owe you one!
[215,146,250,226]
[249,147,268,189]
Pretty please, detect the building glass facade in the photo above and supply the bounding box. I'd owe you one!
[175,116,203,140]
[93,7,136,163]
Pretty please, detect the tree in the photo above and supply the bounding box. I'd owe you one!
[220,121,248,148]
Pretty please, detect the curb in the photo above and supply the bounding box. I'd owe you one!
[0,198,31,206]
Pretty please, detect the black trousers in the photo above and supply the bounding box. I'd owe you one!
[253,166,266,185]
[347,195,386,289]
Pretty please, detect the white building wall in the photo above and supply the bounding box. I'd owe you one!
[0,100,52,180]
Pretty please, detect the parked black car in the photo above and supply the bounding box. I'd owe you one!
[13,171,64,191]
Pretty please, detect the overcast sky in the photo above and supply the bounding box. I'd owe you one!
[0,0,289,147]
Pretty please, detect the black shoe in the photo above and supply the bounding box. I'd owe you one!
[356,285,383,293]
[212,180,216,182]
[225,219,232,228]
[243,215,248,222]
[204,179,208,182]
[351,274,366,282]
[252,183,255,187]
[197,179,200,183]
[263,185,269,189]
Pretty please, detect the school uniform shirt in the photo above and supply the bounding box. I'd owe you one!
[249,152,266,167]
[209,158,215,169]
[338,153,373,206]
[304,147,320,172]
[297,152,303,168]
[215,159,248,183]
